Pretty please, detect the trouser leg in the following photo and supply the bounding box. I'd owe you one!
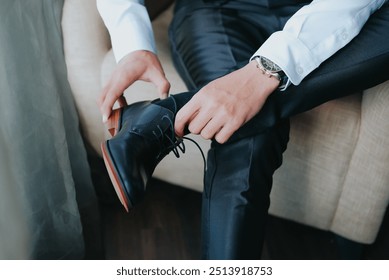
[202,119,290,259]
[164,0,389,259]
[167,1,389,140]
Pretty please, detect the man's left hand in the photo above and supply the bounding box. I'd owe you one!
[174,60,279,144]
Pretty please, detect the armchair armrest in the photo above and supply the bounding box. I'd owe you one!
[331,81,389,243]
[62,0,111,151]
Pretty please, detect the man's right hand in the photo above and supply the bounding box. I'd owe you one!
[98,50,170,122]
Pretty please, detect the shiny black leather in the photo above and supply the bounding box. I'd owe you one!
[202,120,290,259]
[104,101,177,207]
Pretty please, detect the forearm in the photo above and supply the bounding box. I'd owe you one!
[254,0,387,86]
[96,0,156,62]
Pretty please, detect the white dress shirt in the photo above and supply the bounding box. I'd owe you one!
[97,0,156,63]
[97,0,387,86]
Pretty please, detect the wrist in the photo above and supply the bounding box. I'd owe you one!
[247,60,279,97]
[251,55,290,91]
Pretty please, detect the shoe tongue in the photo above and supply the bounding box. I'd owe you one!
[131,104,175,139]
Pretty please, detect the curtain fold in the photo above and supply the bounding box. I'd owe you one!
[0,0,101,259]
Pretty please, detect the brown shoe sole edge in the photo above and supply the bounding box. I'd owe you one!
[106,108,122,137]
[101,141,131,212]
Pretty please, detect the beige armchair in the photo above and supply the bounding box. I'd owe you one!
[62,0,389,245]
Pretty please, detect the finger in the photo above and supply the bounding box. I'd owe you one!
[157,78,170,100]
[174,100,200,137]
[148,69,170,99]
[214,121,240,144]
[187,110,212,135]
[98,85,111,122]
[100,90,123,122]
[100,71,138,121]
[199,115,225,140]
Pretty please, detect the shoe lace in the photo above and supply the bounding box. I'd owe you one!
[154,114,206,171]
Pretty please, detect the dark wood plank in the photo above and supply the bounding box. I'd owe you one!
[100,179,202,260]
[89,153,388,260]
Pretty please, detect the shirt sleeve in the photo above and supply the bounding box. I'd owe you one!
[96,0,156,63]
[253,0,387,86]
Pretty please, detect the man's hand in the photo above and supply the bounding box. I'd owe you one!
[175,60,279,144]
[98,50,170,122]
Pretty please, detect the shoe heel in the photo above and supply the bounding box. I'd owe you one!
[106,108,122,137]
[101,141,131,212]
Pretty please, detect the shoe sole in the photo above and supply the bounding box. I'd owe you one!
[101,141,131,212]
[106,108,122,137]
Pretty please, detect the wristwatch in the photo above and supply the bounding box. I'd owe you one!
[252,56,290,91]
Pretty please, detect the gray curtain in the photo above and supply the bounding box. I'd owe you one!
[0,0,101,259]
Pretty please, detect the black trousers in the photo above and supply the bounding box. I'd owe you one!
[161,0,389,259]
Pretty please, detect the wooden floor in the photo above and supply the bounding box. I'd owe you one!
[90,155,389,260]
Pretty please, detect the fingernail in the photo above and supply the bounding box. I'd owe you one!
[102,114,108,123]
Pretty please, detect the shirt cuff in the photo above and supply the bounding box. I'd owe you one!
[252,31,321,86]
[110,16,156,62]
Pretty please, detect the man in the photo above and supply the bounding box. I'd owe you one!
[97,0,389,259]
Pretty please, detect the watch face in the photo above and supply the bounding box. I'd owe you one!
[260,56,281,72]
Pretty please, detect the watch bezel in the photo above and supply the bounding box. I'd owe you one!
[252,56,290,91]
[259,56,282,73]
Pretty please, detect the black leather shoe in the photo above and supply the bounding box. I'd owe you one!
[101,101,184,212]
